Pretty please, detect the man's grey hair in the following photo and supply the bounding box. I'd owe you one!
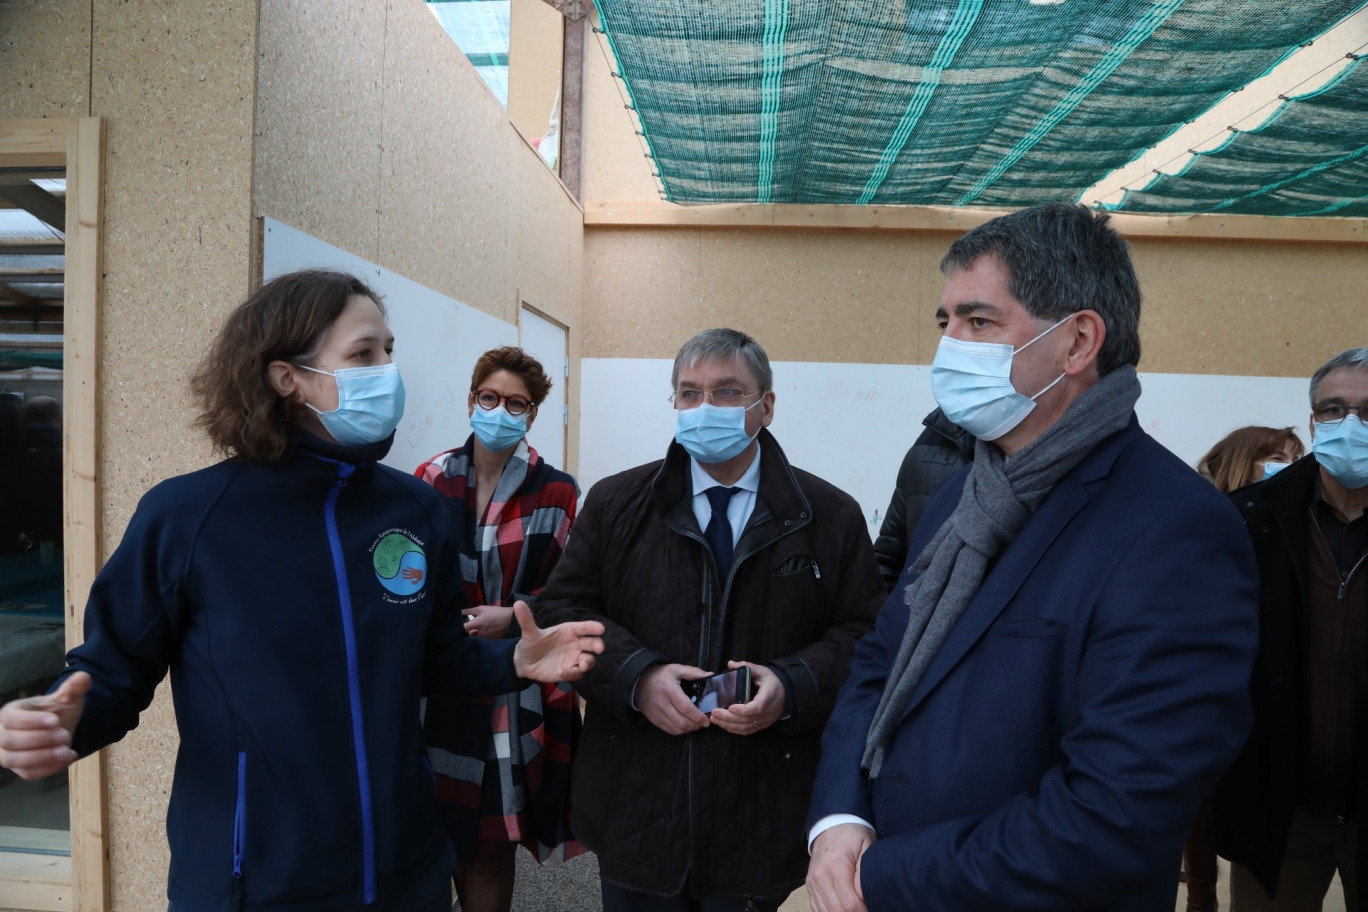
[941,202,1142,376]
[1310,347,1368,404]
[671,328,773,392]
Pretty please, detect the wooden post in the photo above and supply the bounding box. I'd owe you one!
[63,115,108,912]
[559,12,586,201]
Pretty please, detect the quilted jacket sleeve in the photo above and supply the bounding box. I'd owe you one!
[531,478,664,723]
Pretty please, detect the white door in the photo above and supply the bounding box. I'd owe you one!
[519,306,568,471]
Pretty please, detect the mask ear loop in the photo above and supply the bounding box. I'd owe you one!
[1015,314,1076,402]
[1029,371,1068,402]
[291,364,339,416]
[1013,313,1075,355]
[740,392,769,443]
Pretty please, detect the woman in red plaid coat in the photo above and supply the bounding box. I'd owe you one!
[414,346,581,912]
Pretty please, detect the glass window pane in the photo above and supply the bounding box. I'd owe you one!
[428,1,512,106]
[0,171,70,856]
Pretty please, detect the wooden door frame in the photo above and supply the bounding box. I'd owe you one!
[517,298,571,465]
[0,117,107,912]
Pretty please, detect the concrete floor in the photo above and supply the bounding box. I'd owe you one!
[507,848,602,911]
[506,857,1349,912]
[506,849,805,912]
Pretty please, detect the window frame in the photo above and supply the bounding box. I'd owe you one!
[0,116,108,912]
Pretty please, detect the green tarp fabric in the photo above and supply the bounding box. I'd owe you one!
[1115,56,1368,216]
[593,0,1365,208]
[0,351,62,372]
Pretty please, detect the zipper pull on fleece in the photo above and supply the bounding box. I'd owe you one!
[336,462,356,486]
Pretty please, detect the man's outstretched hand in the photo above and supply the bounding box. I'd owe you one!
[0,671,90,781]
[511,600,605,682]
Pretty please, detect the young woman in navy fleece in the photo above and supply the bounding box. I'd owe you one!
[0,270,603,912]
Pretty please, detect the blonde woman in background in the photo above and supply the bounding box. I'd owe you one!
[1198,426,1305,492]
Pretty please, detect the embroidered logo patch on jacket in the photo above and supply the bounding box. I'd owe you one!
[371,529,427,598]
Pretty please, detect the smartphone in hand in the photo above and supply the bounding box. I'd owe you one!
[690,667,753,713]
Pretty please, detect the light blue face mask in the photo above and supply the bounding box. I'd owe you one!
[470,405,527,453]
[930,315,1072,441]
[1260,461,1291,479]
[1313,416,1368,490]
[298,361,406,446]
[675,400,762,464]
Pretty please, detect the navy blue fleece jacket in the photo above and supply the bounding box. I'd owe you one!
[61,432,521,911]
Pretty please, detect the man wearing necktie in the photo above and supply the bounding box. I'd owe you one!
[533,328,882,912]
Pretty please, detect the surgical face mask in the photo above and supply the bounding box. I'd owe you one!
[675,400,762,464]
[297,362,406,446]
[930,315,1072,441]
[470,405,527,453]
[1259,461,1291,479]
[1312,416,1368,489]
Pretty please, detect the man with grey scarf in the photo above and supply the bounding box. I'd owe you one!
[805,203,1259,912]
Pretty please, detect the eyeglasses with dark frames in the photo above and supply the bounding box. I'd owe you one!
[473,388,532,416]
[1312,401,1368,424]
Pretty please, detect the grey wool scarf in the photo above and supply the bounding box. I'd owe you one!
[861,364,1142,778]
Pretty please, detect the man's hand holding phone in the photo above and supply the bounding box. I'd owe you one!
[637,664,713,735]
[709,661,785,736]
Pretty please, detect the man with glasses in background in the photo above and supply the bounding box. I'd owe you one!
[1214,347,1368,912]
[532,328,882,911]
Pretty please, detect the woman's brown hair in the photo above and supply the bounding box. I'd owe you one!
[470,346,552,407]
[1196,425,1304,493]
[191,269,385,462]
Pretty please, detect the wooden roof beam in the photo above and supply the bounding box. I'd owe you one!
[0,281,39,307]
[0,239,64,256]
[583,201,1368,244]
[0,268,64,283]
[0,181,65,231]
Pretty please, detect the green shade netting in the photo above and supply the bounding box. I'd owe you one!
[1115,56,1368,216]
[593,0,1365,207]
[0,351,62,371]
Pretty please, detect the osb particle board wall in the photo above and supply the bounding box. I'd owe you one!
[1,1,260,911]
[254,0,585,471]
[1127,236,1368,377]
[583,226,1368,380]
[507,0,564,149]
[0,0,91,119]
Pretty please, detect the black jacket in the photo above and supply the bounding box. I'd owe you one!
[872,408,975,588]
[532,429,882,898]
[1211,455,1368,906]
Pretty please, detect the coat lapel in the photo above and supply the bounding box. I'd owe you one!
[896,420,1140,723]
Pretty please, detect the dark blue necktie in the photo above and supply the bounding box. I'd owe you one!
[704,486,740,579]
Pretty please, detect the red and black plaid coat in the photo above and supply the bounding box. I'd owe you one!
[414,436,581,865]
